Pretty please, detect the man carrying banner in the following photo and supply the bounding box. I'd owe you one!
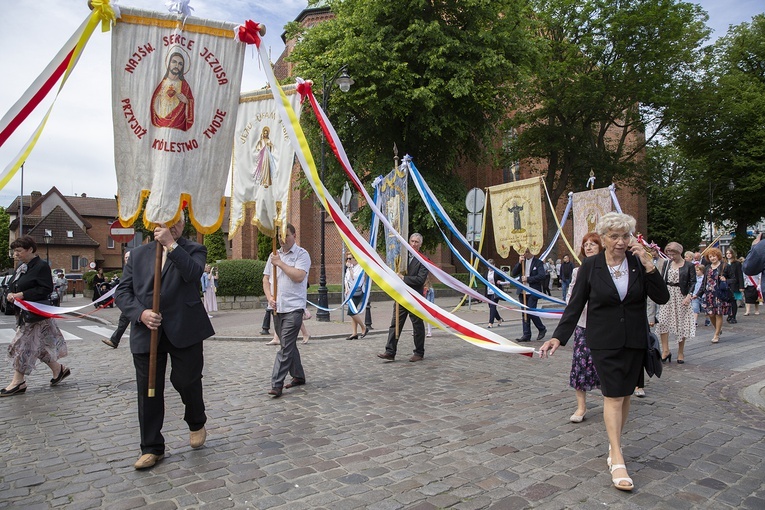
[263,223,311,398]
[378,233,430,362]
[115,216,213,470]
[512,248,548,342]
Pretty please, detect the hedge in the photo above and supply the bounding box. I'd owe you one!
[216,259,266,297]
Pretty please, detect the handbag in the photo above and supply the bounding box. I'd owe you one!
[644,325,663,378]
[715,279,732,302]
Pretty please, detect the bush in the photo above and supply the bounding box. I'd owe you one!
[216,259,266,296]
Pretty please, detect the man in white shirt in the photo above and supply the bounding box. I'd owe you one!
[263,223,311,398]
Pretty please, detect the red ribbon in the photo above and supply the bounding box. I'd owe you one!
[296,80,313,103]
[238,20,262,47]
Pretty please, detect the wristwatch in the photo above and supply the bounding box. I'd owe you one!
[167,242,179,253]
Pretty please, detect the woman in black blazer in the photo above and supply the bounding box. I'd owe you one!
[540,213,669,492]
[2,236,70,397]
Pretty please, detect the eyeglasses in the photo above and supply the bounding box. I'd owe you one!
[606,233,633,242]
[346,258,353,261]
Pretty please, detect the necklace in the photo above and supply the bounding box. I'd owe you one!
[608,258,628,280]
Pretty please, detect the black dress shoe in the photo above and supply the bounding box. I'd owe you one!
[515,337,531,342]
[360,328,369,338]
[729,318,737,324]
[285,378,305,389]
[259,330,270,336]
[537,328,548,341]
[0,382,27,397]
[347,334,359,340]
[377,353,395,361]
[268,387,283,398]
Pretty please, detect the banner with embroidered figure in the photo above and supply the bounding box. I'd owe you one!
[488,177,544,257]
[572,187,613,247]
[112,8,245,232]
[229,85,301,238]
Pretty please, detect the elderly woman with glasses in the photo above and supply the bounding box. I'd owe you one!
[657,242,696,363]
[540,213,669,492]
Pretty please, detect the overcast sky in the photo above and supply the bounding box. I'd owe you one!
[0,0,762,208]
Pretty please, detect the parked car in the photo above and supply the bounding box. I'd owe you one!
[0,274,15,315]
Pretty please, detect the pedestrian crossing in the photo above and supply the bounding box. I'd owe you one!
[0,321,117,344]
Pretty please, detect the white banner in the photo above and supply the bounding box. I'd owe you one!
[112,8,245,233]
[229,85,302,238]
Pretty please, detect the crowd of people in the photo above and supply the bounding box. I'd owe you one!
[4,212,764,494]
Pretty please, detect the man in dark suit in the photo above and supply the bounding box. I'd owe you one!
[378,233,430,362]
[103,250,131,348]
[115,216,214,470]
[512,248,547,342]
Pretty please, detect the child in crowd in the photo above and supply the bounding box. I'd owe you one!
[424,279,435,337]
[691,264,705,325]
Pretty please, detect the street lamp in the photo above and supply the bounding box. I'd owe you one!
[43,230,52,265]
[316,65,353,322]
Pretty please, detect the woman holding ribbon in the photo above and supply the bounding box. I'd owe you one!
[2,236,69,397]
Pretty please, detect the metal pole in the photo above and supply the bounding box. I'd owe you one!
[19,163,24,237]
[316,72,331,321]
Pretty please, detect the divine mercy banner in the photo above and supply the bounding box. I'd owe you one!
[229,85,302,239]
[378,164,408,272]
[488,177,544,257]
[112,7,245,233]
[572,187,613,248]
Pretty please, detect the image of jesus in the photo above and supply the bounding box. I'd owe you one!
[151,51,195,131]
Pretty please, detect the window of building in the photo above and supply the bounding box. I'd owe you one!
[71,255,79,271]
[107,237,115,249]
[67,230,73,238]
[45,229,52,237]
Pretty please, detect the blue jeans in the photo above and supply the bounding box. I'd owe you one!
[561,279,571,299]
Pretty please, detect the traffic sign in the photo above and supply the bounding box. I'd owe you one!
[109,220,135,244]
[465,188,485,214]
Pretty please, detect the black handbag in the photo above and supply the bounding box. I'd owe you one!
[715,279,732,302]
[644,326,663,378]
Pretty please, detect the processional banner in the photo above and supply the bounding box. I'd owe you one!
[488,177,544,257]
[229,85,301,239]
[379,164,408,271]
[112,8,245,233]
[572,188,612,247]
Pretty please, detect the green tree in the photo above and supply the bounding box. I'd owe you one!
[507,0,710,241]
[0,207,12,270]
[285,0,536,249]
[671,15,765,256]
[644,142,704,250]
[203,229,227,263]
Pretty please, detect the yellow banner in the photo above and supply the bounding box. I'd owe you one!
[488,177,544,257]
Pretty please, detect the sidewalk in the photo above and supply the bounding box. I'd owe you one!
[3,293,761,509]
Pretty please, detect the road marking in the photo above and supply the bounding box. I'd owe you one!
[78,325,116,338]
[61,330,82,340]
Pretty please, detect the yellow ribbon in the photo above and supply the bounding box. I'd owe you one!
[89,0,118,32]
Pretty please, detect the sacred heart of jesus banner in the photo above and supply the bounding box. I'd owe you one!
[488,177,544,258]
[229,85,302,239]
[112,7,245,233]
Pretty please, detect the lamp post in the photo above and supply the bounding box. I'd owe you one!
[43,231,52,265]
[316,65,353,322]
